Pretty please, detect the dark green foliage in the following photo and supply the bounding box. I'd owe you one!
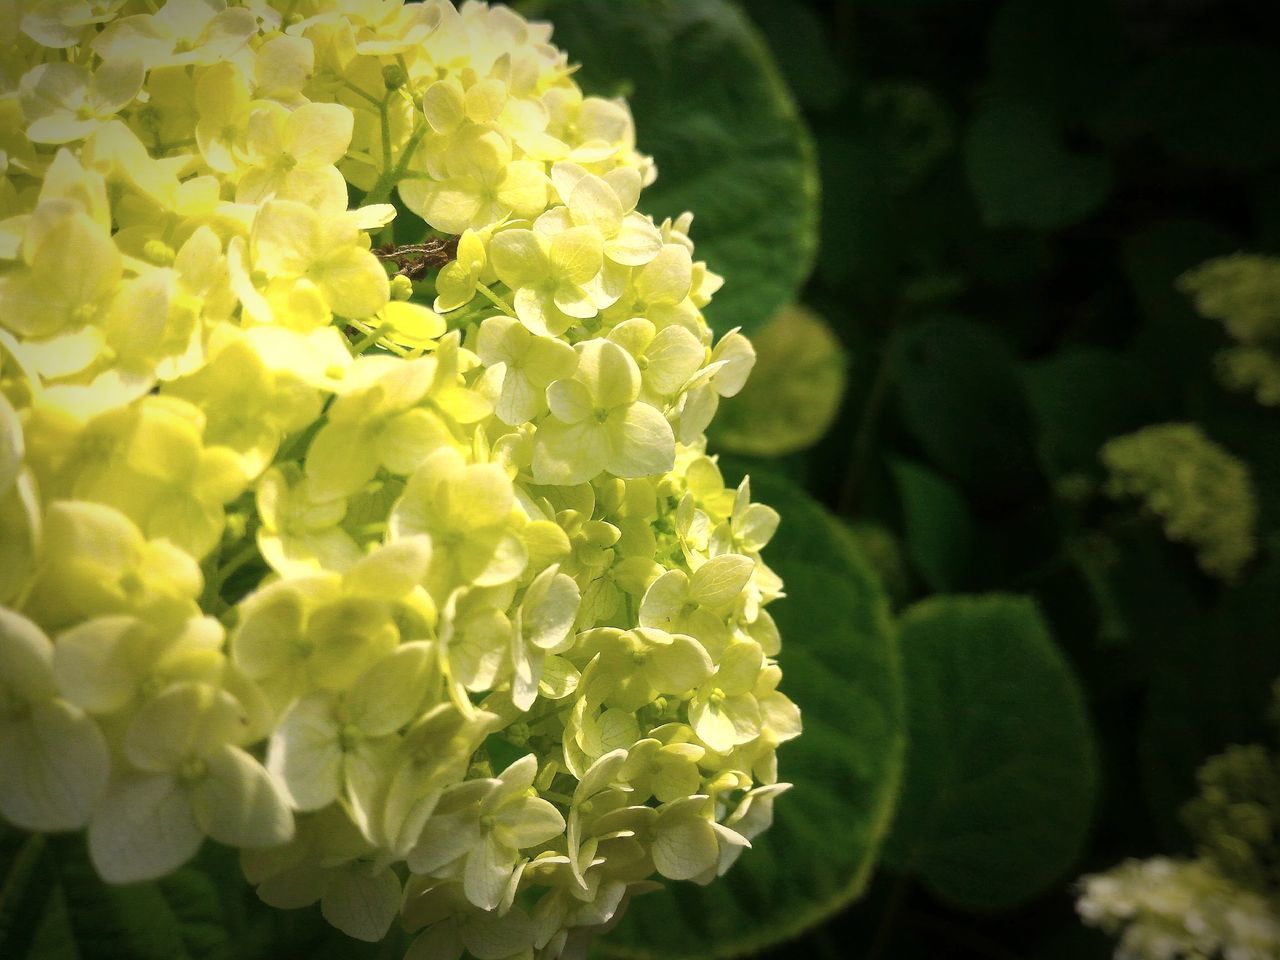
[964,97,1112,230]
[882,595,1098,911]
[735,0,1280,955]
[1,835,406,960]
[887,316,1039,496]
[889,459,973,592]
[1182,743,1280,894]
[539,0,819,335]
[1111,44,1280,172]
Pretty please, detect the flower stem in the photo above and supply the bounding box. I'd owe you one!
[379,94,393,175]
[0,832,47,945]
[363,119,430,207]
[205,542,262,610]
[351,323,393,355]
[475,283,517,318]
[343,79,382,108]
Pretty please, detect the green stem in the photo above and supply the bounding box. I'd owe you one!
[521,699,576,727]
[153,137,196,155]
[474,282,517,318]
[0,833,46,943]
[343,79,382,108]
[206,542,261,605]
[378,93,393,175]
[363,119,430,207]
[441,297,497,330]
[351,323,393,355]
[837,346,893,516]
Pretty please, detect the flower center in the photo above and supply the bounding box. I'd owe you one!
[178,755,207,783]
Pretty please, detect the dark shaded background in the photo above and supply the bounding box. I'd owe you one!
[733,0,1280,957]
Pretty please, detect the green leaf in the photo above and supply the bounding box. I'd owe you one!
[889,458,973,593]
[739,0,848,114]
[964,97,1110,230]
[711,305,848,457]
[536,0,819,334]
[6,836,404,960]
[883,594,1099,911]
[841,521,912,609]
[602,471,904,959]
[887,316,1039,497]
[0,831,57,960]
[40,835,238,960]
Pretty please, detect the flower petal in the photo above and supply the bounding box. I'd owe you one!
[191,744,293,848]
[88,773,202,884]
[0,701,108,831]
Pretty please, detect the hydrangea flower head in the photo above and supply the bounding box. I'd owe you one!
[1181,254,1280,408]
[1101,422,1257,582]
[0,2,799,957]
[1078,686,1280,960]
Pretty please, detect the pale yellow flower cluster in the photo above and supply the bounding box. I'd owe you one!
[0,2,799,958]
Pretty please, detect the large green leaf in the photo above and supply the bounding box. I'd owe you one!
[739,0,848,114]
[882,595,1099,911]
[532,0,819,334]
[963,97,1110,230]
[3,835,408,960]
[602,471,904,958]
[887,316,1039,497]
[21,836,240,960]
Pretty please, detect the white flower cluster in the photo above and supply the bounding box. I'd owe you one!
[1078,858,1280,960]
[0,2,800,957]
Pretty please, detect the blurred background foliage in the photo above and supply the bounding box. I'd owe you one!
[542,0,1280,957]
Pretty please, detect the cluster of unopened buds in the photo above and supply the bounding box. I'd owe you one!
[0,1,800,957]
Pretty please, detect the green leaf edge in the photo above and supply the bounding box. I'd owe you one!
[886,592,1101,913]
[724,0,823,326]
